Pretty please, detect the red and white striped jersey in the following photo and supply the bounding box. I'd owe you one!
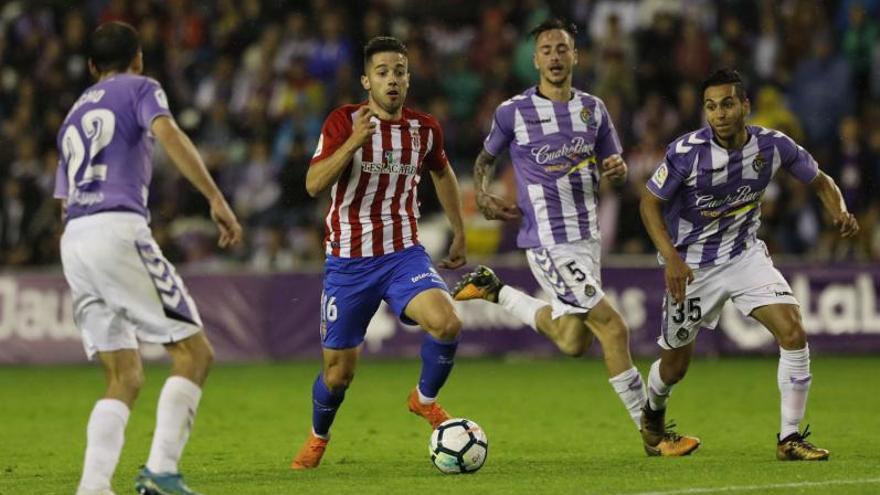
[311,103,449,258]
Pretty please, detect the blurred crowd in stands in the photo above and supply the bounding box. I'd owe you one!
[1,0,879,270]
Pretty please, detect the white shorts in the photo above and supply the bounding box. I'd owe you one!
[526,238,605,319]
[658,240,798,349]
[60,212,203,358]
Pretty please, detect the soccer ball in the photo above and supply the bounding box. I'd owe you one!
[429,418,488,474]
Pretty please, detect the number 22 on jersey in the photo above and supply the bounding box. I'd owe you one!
[61,109,116,197]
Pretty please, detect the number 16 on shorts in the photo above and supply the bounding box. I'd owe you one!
[320,291,338,342]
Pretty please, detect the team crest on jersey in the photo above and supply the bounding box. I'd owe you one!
[580,107,591,125]
[411,133,421,149]
[752,154,766,173]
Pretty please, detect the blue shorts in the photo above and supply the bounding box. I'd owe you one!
[320,245,449,349]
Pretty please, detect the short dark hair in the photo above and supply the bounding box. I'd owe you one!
[363,36,407,69]
[89,21,140,73]
[529,18,578,41]
[700,68,747,101]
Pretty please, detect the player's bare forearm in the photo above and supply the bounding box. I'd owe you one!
[305,138,359,197]
[811,171,859,237]
[431,166,465,238]
[152,116,223,203]
[639,188,678,260]
[474,149,497,194]
[811,171,847,217]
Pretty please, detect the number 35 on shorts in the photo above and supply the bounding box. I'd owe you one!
[664,295,704,344]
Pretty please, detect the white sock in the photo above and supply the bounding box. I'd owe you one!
[498,285,547,332]
[417,386,436,405]
[647,359,673,411]
[778,345,811,439]
[146,376,203,474]
[609,366,647,429]
[78,399,130,491]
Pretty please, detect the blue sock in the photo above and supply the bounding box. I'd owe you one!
[312,373,346,437]
[418,334,459,399]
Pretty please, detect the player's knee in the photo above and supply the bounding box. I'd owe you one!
[777,320,807,350]
[424,311,462,341]
[558,337,589,357]
[113,366,145,395]
[592,313,629,346]
[324,366,355,390]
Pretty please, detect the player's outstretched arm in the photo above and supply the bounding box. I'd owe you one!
[306,107,375,197]
[152,116,242,248]
[640,187,692,304]
[810,171,859,238]
[473,149,521,221]
[430,165,467,269]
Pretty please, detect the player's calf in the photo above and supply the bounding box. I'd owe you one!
[776,426,829,461]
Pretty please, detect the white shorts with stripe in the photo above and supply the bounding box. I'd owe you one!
[658,240,798,349]
[525,238,605,319]
[60,212,203,358]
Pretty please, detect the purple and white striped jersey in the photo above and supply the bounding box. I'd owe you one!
[484,87,622,248]
[54,74,172,221]
[646,125,819,268]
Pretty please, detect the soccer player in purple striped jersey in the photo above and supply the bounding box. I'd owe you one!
[640,68,858,460]
[453,18,698,457]
[57,22,242,495]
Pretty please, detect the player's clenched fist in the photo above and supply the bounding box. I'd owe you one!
[350,106,377,147]
[601,154,627,184]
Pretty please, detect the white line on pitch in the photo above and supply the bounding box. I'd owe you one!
[624,477,880,495]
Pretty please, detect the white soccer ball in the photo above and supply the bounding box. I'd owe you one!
[429,418,488,474]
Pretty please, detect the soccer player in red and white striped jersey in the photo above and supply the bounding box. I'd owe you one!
[291,36,467,470]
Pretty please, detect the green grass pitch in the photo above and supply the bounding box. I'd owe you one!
[2,357,879,494]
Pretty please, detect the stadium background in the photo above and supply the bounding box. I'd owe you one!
[0,0,878,362]
[2,2,880,495]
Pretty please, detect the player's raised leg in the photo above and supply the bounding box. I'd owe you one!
[136,331,214,495]
[403,287,462,428]
[453,265,590,356]
[77,350,143,495]
[750,304,829,461]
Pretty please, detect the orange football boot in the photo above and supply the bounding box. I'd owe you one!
[407,388,451,428]
[291,431,329,470]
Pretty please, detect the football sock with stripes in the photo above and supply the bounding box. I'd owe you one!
[78,398,129,491]
[417,334,459,403]
[778,345,811,439]
[609,366,647,429]
[311,373,347,438]
[146,376,202,474]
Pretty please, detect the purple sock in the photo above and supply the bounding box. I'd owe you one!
[418,334,459,399]
[312,373,346,437]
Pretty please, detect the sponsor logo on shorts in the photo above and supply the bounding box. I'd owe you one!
[411,269,442,284]
[675,327,689,341]
[774,290,793,297]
